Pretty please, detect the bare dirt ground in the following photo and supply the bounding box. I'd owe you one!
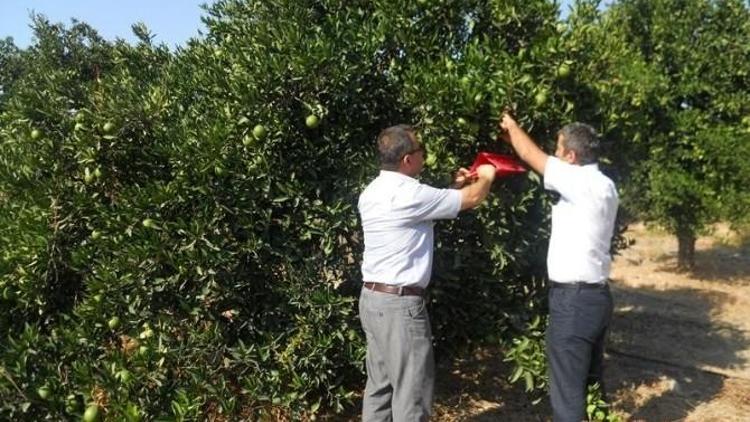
[430,223,750,421]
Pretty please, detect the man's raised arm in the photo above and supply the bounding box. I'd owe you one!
[498,112,549,175]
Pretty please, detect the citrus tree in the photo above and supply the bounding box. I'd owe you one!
[498,1,665,406]
[0,17,175,421]
[0,37,26,111]
[0,1,660,420]
[607,0,750,268]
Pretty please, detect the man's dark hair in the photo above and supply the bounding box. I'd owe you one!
[558,122,600,165]
[377,124,418,171]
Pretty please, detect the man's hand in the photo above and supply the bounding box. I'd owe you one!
[451,167,476,189]
[496,110,549,175]
[459,164,496,211]
[498,112,519,143]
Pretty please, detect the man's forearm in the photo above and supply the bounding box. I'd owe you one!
[459,175,493,211]
[507,127,548,175]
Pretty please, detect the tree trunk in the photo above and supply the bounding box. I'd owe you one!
[677,229,696,270]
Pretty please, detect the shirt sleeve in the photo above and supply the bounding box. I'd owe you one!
[400,184,462,221]
[544,157,585,202]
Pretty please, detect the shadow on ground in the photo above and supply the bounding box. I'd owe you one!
[653,233,750,281]
[327,232,750,421]
[690,235,750,281]
[327,347,551,422]
[448,280,750,421]
[433,349,550,422]
[605,280,750,421]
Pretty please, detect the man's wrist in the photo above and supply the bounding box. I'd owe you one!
[508,125,523,137]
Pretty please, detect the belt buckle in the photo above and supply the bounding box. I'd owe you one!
[397,286,404,296]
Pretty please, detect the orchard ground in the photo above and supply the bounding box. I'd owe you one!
[334,223,750,421]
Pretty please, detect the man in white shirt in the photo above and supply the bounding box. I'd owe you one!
[499,112,618,422]
[358,124,496,421]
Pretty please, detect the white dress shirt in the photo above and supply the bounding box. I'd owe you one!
[359,171,462,289]
[544,157,619,283]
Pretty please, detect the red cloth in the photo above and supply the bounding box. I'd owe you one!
[469,152,527,178]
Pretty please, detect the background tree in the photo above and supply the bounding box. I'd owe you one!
[0,37,26,111]
[608,0,750,268]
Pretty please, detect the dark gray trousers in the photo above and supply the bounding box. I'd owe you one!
[358,287,434,422]
[547,283,614,422]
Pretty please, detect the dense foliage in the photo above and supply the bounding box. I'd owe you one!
[0,0,747,420]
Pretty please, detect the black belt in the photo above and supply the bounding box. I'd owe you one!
[363,282,425,297]
[550,281,608,289]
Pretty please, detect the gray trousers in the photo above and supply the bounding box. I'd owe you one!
[547,284,614,422]
[359,287,434,422]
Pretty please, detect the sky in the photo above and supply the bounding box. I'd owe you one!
[1,0,584,50]
[0,0,213,49]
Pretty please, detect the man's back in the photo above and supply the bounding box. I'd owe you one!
[544,156,619,283]
[358,170,461,289]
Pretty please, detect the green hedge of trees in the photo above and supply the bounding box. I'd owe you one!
[0,0,748,420]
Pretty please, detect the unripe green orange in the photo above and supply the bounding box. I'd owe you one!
[108,316,121,330]
[83,404,100,422]
[534,90,548,106]
[252,124,267,139]
[37,386,51,400]
[305,114,320,128]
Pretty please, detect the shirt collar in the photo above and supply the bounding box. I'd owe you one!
[583,163,599,171]
[379,170,418,183]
